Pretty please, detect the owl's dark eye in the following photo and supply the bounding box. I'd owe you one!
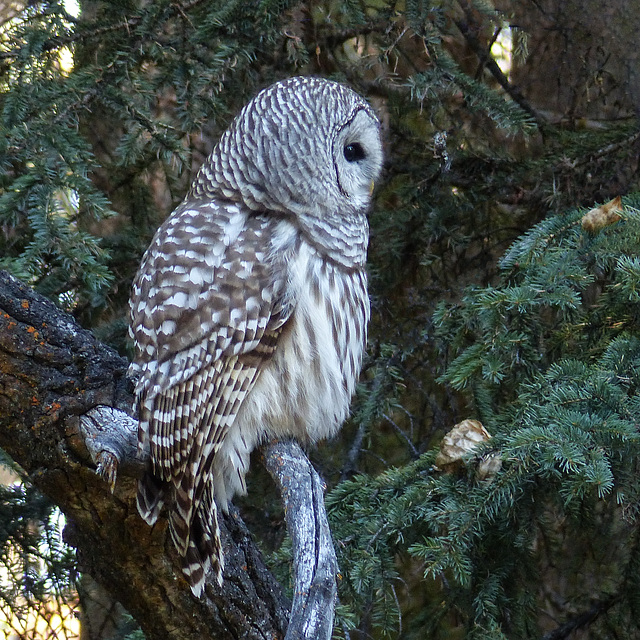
[343,142,366,162]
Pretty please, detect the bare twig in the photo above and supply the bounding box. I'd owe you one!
[383,412,420,459]
[454,0,544,127]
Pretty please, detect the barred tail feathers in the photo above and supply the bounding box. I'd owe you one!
[170,482,224,597]
[136,472,165,526]
[137,468,223,597]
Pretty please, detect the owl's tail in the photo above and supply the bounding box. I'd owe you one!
[171,480,224,597]
[137,472,165,525]
[136,473,224,597]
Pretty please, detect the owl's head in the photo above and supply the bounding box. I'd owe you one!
[192,77,383,221]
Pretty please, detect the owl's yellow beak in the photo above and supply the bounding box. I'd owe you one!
[369,180,375,195]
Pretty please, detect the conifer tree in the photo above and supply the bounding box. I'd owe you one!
[1,0,639,638]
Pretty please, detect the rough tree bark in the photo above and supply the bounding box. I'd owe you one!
[0,270,338,640]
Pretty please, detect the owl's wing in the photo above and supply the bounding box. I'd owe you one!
[130,200,293,503]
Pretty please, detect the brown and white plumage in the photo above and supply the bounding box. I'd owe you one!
[129,76,383,596]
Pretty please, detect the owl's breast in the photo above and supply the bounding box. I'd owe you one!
[236,238,370,444]
[210,227,370,507]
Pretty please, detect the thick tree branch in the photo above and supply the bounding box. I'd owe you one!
[0,271,338,640]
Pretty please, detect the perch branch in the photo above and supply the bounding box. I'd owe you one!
[78,409,340,640]
[0,270,338,640]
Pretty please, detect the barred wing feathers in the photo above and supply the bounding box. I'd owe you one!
[129,200,291,594]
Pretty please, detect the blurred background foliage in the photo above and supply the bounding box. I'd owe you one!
[1,0,640,638]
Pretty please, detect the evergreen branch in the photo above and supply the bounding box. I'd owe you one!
[0,0,211,61]
[555,129,640,169]
[313,20,391,51]
[340,353,401,480]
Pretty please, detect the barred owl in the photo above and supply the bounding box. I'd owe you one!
[129,76,383,596]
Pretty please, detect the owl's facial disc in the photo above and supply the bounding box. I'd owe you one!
[333,108,383,209]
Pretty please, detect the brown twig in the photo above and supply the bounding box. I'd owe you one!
[454,0,544,127]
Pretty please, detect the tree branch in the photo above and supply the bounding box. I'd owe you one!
[454,0,545,127]
[541,594,621,640]
[263,441,338,640]
[0,0,212,61]
[0,271,338,640]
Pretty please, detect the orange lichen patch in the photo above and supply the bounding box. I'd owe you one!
[42,401,63,419]
[31,396,40,406]
[21,299,29,309]
[26,325,39,339]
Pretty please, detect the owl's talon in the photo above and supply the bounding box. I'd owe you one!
[96,450,118,493]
